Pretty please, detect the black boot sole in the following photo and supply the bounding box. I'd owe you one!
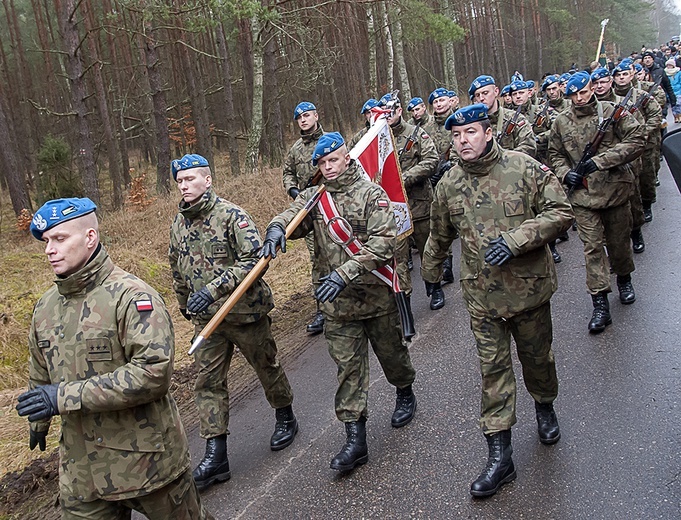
[539,431,561,445]
[270,422,299,451]
[470,468,517,498]
[619,296,636,305]
[195,470,232,492]
[588,317,612,334]
[330,453,369,472]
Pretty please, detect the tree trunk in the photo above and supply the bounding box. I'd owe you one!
[379,1,394,90]
[0,89,31,215]
[216,20,241,176]
[246,13,264,173]
[261,24,284,166]
[442,0,459,93]
[391,4,411,101]
[55,0,100,204]
[366,5,377,95]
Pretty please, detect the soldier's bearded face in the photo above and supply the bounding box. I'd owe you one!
[568,83,595,106]
[432,96,449,114]
[176,168,212,204]
[42,219,98,277]
[545,84,561,100]
[318,146,351,181]
[452,123,493,162]
[412,104,426,119]
[297,110,318,132]
[593,77,613,96]
[473,86,499,111]
[613,70,634,87]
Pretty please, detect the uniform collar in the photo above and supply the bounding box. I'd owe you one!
[459,140,501,177]
[301,124,324,144]
[434,108,453,126]
[572,95,599,118]
[179,189,218,220]
[54,245,114,297]
[324,161,363,192]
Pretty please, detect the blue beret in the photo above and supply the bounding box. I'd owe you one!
[509,80,529,92]
[566,71,591,94]
[500,84,511,95]
[31,197,97,240]
[311,132,345,166]
[634,63,643,72]
[541,75,559,91]
[406,97,424,111]
[591,67,611,81]
[444,103,489,130]
[447,90,457,97]
[612,59,634,74]
[511,71,524,82]
[428,87,449,104]
[468,75,495,99]
[558,73,572,84]
[378,93,401,107]
[527,80,535,89]
[171,154,209,181]
[293,101,316,120]
[361,98,379,114]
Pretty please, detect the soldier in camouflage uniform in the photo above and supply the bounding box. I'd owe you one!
[17,198,212,520]
[283,101,326,335]
[382,96,441,311]
[548,72,646,334]
[421,104,572,498]
[500,84,513,109]
[169,154,297,491]
[406,96,429,126]
[543,74,571,113]
[469,75,537,158]
[262,132,417,473]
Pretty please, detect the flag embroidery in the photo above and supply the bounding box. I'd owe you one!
[135,300,153,312]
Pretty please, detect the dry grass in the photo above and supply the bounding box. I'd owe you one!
[0,165,315,479]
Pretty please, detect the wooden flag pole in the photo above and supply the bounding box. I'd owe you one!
[188,183,326,355]
[595,19,609,64]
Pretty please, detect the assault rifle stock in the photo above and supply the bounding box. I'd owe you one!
[628,77,662,114]
[399,123,421,157]
[534,100,551,128]
[498,104,523,140]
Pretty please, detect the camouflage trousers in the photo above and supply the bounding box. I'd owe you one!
[640,145,658,205]
[573,202,635,295]
[471,302,558,434]
[193,315,293,438]
[324,312,416,422]
[395,218,430,296]
[629,159,646,230]
[305,230,321,284]
[60,468,213,520]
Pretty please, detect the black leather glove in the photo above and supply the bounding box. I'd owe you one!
[314,271,347,303]
[424,281,441,296]
[484,237,514,266]
[29,429,48,451]
[180,307,192,321]
[260,223,287,259]
[431,161,452,187]
[186,287,215,314]
[564,169,584,189]
[16,384,59,422]
[288,187,300,200]
[582,159,598,175]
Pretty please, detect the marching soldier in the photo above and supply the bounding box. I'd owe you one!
[283,101,326,335]
[542,74,571,112]
[469,75,537,157]
[407,96,429,126]
[169,155,297,491]
[548,72,646,333]
[422,104,572,498]
[18,198,213,519]
[261,132,417,472]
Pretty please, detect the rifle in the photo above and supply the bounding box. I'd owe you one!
[498,103,523,140]
[567,88,634,197]
[628,77,662,113]
[304,168,323,189]
[432,142,453,187]
[533,100,551,128]
[399,123,421,157]
[188,183,327,355]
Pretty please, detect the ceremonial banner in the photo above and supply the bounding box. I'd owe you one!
[349,116,413,239]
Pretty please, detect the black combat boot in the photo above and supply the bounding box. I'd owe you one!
[270,405,298,451]
[306,309,324,335]
[535,402,561,444]
[391,385,417,428]
[193,434,231,491]
[407,250,413,272]
[557,230,569,242]
[549,240,561,263]
[616,274,636,305]
[631,228,645,254]
[588,292,612,334]
[430,282,445,310]
[442,254,455,284]
[643,203,653,223]
[470,430,516,498]
[330,419,368,472]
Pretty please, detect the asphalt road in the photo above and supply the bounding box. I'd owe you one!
[165,145,681,519]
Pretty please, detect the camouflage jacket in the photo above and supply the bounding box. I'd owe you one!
[411,112,431,127]
[27,247,189,503]
[549,96,570,113]
[614,84,663,147]
[488,102,537,157]
[269,162,397,321]
[636,79,667,123]
[391,118,439,220]
[282,124,324,193]
[422,109,453,155]
[548,96,646,209]
[169,189,274,325]
[421,142,573,319]
[521,99,558,159]
[348,122,369,151]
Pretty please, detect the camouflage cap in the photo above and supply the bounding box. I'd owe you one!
[445,103,489,130]
[312,132,345,166]
[171,153,209,181]
[30,197,97,240]
[294,101,316,120]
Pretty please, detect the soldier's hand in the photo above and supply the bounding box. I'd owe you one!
[187,287,215,314]
[431,161,451,187]
[288,187,300,200]
[16,384,60,422]
[29,429,48,451]
[180,307,192,321]
[564,169,584,189]
[315,271,347,303]
[260,223,287,259]
[424,281,441,297]
[582,159,598,174]
[484,237,514,266]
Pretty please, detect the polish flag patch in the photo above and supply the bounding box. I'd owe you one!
[238,220,249,229]
[540,163,551,172]
[377,200,390,208]
[135,299,153,312]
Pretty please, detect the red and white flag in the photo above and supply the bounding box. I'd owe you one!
[349,115,412,239]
